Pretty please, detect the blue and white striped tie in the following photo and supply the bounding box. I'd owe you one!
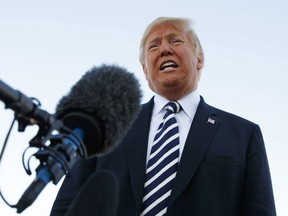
[141,101,181,216]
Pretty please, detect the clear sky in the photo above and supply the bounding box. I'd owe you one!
[0,0,287,215]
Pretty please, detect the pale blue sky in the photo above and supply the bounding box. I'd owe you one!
[1,0,287,215]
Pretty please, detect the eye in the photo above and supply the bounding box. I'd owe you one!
[148,43,159,51]
[171,38,184,45]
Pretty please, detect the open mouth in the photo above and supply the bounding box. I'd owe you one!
[160,61,179,71]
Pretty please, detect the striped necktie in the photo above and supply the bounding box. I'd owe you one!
[141,101,181,216]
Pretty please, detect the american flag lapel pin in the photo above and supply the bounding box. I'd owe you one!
[207,117,215,125]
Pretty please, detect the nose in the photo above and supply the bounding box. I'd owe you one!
[160,42,173,57]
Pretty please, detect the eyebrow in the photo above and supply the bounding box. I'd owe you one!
[147,32,181,45]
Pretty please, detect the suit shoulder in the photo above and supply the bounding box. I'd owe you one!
[204,101,258,128]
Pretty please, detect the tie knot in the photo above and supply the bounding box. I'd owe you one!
[164,101,181,114]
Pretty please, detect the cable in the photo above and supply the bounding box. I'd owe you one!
[0,117,17,208]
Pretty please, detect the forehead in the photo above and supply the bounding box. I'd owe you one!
[146,23,186,42]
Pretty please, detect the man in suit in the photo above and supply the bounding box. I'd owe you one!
[51,17,276,215]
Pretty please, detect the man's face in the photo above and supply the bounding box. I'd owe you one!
[142,23,203,100]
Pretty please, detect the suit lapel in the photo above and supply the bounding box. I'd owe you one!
[169,97,220,203]
[126,99,154,211]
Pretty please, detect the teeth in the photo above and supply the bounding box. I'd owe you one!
[163,62,175,67]
[161,61,177,70]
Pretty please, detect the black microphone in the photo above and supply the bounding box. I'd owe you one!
[0,79,54,129]
[65,170,119,216]
[55,63,142,157]
[15,64,142,213]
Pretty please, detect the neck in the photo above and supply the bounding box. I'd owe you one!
[156,86,196,101]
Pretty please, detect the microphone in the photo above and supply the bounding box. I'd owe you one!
[0,79,54,130]
[14,64,142,213]
[55,63,142,157]
[65,170,119,216]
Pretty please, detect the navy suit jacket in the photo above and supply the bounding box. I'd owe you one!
[51,97,276,216]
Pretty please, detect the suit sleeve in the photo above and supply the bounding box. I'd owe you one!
[50,157,97,216]
[243,125,276,215]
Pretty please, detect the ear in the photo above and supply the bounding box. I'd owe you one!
[142,64,149,80]
[196,54,204,71]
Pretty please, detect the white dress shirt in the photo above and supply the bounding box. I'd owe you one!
[146,90,201,164]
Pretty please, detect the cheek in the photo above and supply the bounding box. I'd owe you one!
[146,52,158,67]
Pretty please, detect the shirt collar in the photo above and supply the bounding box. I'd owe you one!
[152,89,201,120]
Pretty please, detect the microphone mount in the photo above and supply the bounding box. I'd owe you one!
[15,119,87,213]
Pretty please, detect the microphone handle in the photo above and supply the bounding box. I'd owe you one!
[15,127,85,213]
[16,178,48,213]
